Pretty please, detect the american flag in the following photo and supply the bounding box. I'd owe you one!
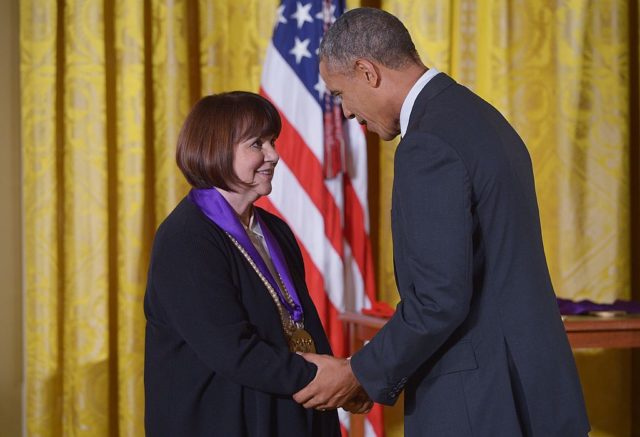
[256,1,384,436]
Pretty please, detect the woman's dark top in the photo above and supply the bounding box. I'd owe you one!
[144,197,340,436]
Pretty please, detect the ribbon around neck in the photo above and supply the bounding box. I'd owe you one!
[188,188,304,323]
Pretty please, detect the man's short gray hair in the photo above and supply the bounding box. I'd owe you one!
[319,7,420,74]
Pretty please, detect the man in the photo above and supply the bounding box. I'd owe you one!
[293,7,590,436]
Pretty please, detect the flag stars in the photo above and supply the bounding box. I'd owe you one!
[314,77,327,99]
[315,3,337,24]
[276,4,287,25]
[289,36,312,64]
[291,2,313,29]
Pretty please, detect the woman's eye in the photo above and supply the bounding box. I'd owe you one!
[251,141,263,149]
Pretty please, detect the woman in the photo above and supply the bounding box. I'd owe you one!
[144,92,341,436]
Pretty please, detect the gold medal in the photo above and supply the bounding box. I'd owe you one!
[288,328,316,353]
[225,231,315,354]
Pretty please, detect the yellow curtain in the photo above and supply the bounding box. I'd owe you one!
[22,1,276,435]
[377,1,634,436]
[22,0,634,436]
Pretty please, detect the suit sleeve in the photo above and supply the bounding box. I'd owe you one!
[147,225,316,395]
[351,132,474,405]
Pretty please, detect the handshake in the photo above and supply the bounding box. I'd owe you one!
[293,353,373,414]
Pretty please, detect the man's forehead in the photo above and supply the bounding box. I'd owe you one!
[319,61,341,82]
[319,60,330,76]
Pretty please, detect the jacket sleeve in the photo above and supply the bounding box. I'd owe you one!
[351,132,474,405]
[147,224,316,395]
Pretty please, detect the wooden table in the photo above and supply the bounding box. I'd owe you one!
[340,312,640,436]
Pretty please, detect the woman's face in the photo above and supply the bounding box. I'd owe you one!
[231,135,279,203]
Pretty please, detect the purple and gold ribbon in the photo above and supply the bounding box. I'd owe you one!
[189,188,304,323]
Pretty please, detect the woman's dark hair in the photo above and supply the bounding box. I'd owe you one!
[176,91,282,190]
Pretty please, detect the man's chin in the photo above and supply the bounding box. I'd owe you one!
[377,130,400,141]
[365,124,400,141]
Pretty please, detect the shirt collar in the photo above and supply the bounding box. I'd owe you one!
[245,209,263,238]
[400,68,440,137]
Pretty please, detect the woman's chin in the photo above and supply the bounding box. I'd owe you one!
[253,184,273,199]
[260,186,273,197]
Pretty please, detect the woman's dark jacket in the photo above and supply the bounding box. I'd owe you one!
[144,197,340,436]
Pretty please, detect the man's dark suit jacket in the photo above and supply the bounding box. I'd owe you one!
[351,73,590,436]
[144,198,340,437]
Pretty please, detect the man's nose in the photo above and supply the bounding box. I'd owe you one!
[341,103,355,119]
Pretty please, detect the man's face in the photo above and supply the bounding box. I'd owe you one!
[319,60,400,141]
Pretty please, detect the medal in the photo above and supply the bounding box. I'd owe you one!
[289,328,316,353]
[189,188,315,353]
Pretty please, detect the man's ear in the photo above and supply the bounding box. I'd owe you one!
[354,59,380,88]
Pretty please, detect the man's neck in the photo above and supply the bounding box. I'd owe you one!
[382,62,429,120]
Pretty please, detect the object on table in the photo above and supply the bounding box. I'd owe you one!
[556,297,640,316]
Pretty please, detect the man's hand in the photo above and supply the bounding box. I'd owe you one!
[293,353,369,411]
[341,387,373,414]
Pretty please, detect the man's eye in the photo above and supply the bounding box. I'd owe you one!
[333,95,342,104]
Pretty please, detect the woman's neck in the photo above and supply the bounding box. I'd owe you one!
[216,188,254,227]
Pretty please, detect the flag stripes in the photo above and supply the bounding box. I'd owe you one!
[259,2,384,435]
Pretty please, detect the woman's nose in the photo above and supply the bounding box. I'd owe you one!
[264,144,279,163]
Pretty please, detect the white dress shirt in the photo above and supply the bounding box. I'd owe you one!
[399,68,440,137]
